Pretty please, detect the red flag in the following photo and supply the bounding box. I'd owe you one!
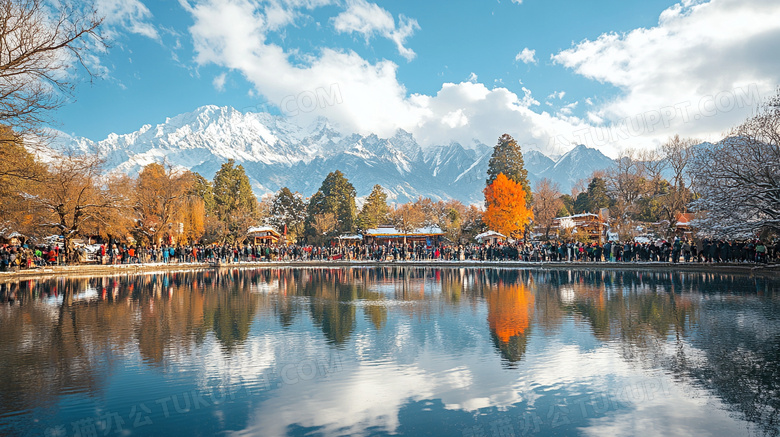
[284,224,287,236]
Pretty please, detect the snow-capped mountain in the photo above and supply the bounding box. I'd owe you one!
[538,144,616,190]
[58,105,616,203]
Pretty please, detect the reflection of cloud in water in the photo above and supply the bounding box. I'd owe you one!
[560,286,575,304]
[233,362,437,436]
[232,336,753,437]
[73,286,98,301]
[250,280,279,293]
[580,382,752,437]
[166,331,326,394]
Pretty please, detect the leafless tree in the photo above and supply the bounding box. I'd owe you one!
[606,149,648,223]
[657,135,698,225]
[691,89,780,238]
[662,135,698,191]
[311,212,337,245]
[0,0,105,239]
[0,0,104,137]
[636,147,665,195]
[22,153,126,262]
[532,178,562,240]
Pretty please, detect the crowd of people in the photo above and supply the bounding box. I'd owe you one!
[1,237,777,272]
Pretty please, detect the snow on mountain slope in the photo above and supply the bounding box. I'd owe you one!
[55,106,616,203]
[539,144,616,191]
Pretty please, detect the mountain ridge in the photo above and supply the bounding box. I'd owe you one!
[55,105,616,204]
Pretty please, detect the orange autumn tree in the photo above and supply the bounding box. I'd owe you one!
[483,173,533,240]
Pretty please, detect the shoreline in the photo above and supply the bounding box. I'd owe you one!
[1,260,778,283]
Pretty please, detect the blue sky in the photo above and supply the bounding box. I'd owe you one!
[55,0,780,157]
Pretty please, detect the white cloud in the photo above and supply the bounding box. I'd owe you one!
[213,72,227,91]
[333,0,420,61]
[96,0,159,40]
[547,91,565,100]
[515,47,537,64]
[552,0,780,145]
[559,101,579,116]
[181,0,599,157]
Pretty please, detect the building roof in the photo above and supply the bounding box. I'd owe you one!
[475,230,506,242]
[364,226,444,236]
[337,234,363,240]
[675,213,695,227]
[247,226,281,237]
[554,213,600,220]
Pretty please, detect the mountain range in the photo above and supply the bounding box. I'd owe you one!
[58,105,616,204]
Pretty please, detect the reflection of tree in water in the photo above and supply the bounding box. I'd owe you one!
[304,270,357,345]
[672,297,780,437]
[484,274,535,367]
[0,278,132,418]
[537,269,780,437]
[364,303,387,330]
[207,283,257,351]
[267,268,392,342]
[133,271,260,361]
[4,267,779,435]
[546,270,698,346]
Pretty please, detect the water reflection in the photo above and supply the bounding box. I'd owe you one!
[486,280,534,366]
[0,268,778,436]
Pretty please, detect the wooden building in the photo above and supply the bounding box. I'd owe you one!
[475,230,507,245]
[674,213,696,238]
[335,234,363,246]
[552,213,608,243]
[247,226,281,245]
[363,226,445,246]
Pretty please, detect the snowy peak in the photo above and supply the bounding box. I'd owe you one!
[553,144,614,170]
[539,144,615,189]
[56,106,616,204]
[524,150,555,175]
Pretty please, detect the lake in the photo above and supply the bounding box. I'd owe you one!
[0,267,778,436]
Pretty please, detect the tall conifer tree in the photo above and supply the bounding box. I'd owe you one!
[212,159,258,242]
[486,134,532,204]
[307,170,357,234]
[356,184,389,232]
[268,187,307,240]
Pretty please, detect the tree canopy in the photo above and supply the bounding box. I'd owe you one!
[307,170,357,235]
[212,159,259,242]
[483,173,533,240]
[356,184,389,232]
[486,134,532,204]
[267,187,307,241]
[690,89,780,238]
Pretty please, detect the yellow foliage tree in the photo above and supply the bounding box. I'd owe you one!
[483,173,533,240]
[181,197,206,244]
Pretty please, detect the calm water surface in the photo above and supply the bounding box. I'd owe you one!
[0,267,778,436]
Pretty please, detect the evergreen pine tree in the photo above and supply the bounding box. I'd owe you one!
[213,160,256,218]
[212,159,258,242]
[268,187,307,240]
[307,170,357,234]
[486,134,532,204]
[573,177,611,214]
[356,184,389,232]
[190,172,215,214]
[586,177,610,212]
